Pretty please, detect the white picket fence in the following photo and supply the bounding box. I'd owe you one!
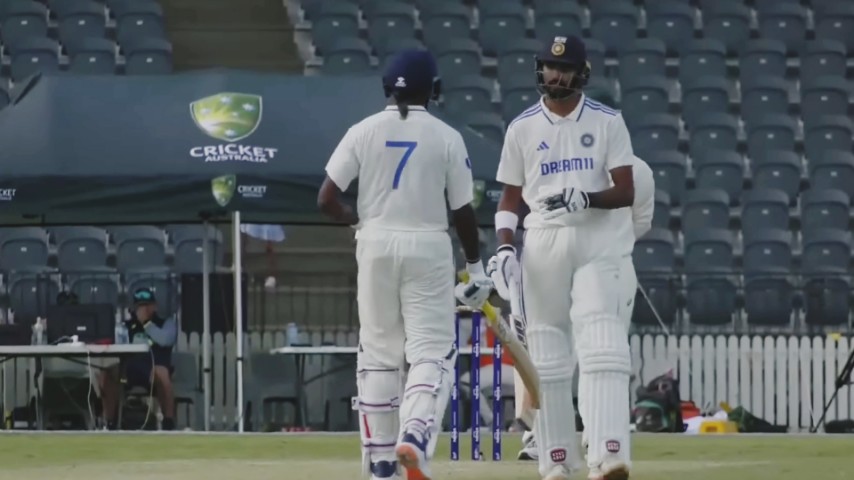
[3,332,852,430]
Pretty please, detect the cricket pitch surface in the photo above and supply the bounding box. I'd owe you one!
[1,432,852,479]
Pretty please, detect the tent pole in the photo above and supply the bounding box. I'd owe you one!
[202,220,212,432]
[233,211,245,433]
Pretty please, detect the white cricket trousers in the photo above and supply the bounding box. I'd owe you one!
[355,228,456,370]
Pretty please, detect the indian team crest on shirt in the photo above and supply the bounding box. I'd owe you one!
[581,133,595,147]
[551,36,567,56]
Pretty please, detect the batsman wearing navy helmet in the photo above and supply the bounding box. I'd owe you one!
[487,35,636,480]
[318,49,491,480]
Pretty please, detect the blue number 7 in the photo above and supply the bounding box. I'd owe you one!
[386,141,418,190]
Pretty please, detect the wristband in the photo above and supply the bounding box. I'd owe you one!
[495,210,518,233]
[465,260,485,278]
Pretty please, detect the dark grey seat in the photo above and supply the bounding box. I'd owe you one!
[645,150,687,205]
[746,114,797,160]
[809,150,854,199]
[801,189,851,236]
[751,150,803,202]
[741,188,790,236]
[692,151,744,204]
[688,113,738,160]
[681,189,730,231]
[804,116,854,164]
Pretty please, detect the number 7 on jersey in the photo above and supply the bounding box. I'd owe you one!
[386,141,418,190]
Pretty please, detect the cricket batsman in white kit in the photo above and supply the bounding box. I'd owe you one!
[317,49,492,480]
[489,35,637,480]
[516,153,656,461]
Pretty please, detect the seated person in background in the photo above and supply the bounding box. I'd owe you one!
[99,287,178,430]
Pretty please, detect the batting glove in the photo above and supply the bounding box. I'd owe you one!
[486,244,519,301]
[536,188,589,221]
[455,261,493,309]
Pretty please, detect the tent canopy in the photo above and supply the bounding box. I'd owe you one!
[0,70,501,226]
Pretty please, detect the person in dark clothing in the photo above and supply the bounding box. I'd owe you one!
[99,287,178,430]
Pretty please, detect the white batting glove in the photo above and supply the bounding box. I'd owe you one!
[454,261,492,309]
[486,244,519,301]
[536,187,589,221]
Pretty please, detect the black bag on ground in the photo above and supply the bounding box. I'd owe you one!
[633,372,684,433]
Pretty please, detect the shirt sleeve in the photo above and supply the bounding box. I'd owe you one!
[143,316,177,348]
[495,126,525,186]
[325,126,361,191]
[446,131,475,211]
[606,114,635,171]
[631,158,656,239]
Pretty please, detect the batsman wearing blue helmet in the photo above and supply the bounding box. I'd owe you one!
[318,49,491,480]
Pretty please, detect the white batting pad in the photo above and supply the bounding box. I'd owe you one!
[354,368,402,478]
[575,314,632,476]
[399,350,456,460]
[528,325,583,477]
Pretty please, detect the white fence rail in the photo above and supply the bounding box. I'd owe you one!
[3,332,852,430]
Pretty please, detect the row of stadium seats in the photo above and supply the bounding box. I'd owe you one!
[299,0,854,59]
[0,225,226,273]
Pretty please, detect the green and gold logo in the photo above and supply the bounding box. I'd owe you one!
[191,93,262,143]
[211,175,237,207]
[472,180,486,210]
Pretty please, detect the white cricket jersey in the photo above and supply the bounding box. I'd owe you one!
[613,156,656,256]
[325,105,473,232]
[496,95,635,229]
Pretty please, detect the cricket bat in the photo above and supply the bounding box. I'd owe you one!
[458,272,541,409]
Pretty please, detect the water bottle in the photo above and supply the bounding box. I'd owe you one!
[286,323,299,346]
[31,318,45,345]
[115,320,128,345]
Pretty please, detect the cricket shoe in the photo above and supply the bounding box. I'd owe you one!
[517,431,538,461]
[369,460,399,480]
[591,461,630,480]
[395,432,432,480]
[542,464,573,480]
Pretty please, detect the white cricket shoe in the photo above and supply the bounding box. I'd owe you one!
[542,464,573,480]
[517,431,538,461]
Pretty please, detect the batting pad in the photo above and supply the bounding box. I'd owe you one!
[400,351,456,460]
[575,314,632,476]
[528,325,583,477]
[354,368,401,478]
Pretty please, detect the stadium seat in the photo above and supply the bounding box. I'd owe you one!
[321,38,373,75]
[112,226,168,272]
[746,114,797,160]
[804,116,854,164]
[739,40,787,87]
[589,1,638,54]
[421,2,471,49]
[801,227,852,327]
[123,37,173,75]
[754,0,801,12]
[802,228,851,273]
[435,38,482,79]
[245,353,304,429]
[172,228,225,274]
[124,267,179,317]
[478,1,527,56]
[684,229,737,325]
[462,112,504,144]
[56,227,110,271]
[68,37,117,74]
[584,39,606,80]
[114,0,166,45]
[632,228,678,327]
[67,271,120,306]
[801,189,850,233]
[630,114,680,157]
[645,150,687,205]
[56,0,106,51]
[812,0,854,17]
[652,189,671,229]
[682,189,730,231]
[645,1,695,55]
[366,1,416,51]
[585,78,617,108]
[441,75,493,118]
[0,0,48,50]
[757,4,807,54]
[681,77,729,127]
[750,150,803,202]
[679,39,727,87]
[742,229,795,326]
[496,39,539,83]
[800,77,851,126]
[500,74,538,124]
[809,150,854,199]
[814,5,854,51]
[9,37,60,81]
[741,189,791,235]
[702,1,750,54]
[619,76,670,127]
[533,2,583,44]
[740,76,790,127]
[311,1,360,54]
[687,112,738,160]
[800,40,848,83]
[7,269,60,319]
[376,38,425,67]
[618,39,667,86]
[0,227,50,271]
[693,151,744,204]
